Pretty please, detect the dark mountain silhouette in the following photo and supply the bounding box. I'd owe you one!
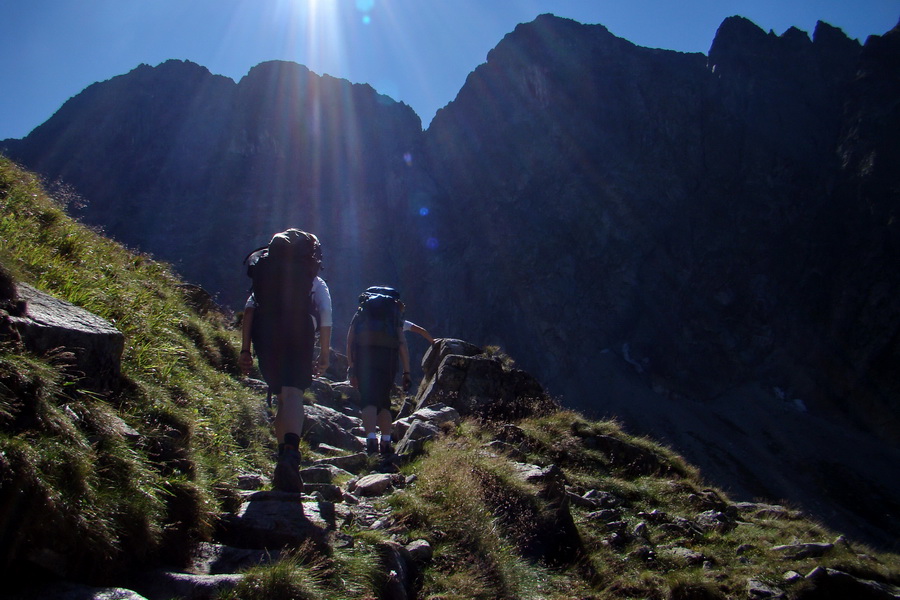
[1,59,433,331]
[3,14,899,549]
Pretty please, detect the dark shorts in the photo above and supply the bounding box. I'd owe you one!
[356,345,398,411]
[253,312,314,395]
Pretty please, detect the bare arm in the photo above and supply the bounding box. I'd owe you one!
[346,316,357,386]
[398,325,412,390]
[410,323,434,344]
[316,325,332,374]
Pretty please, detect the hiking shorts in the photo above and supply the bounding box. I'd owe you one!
[253,314,315,395]
[356,345,398,411]
[256,343,312,395]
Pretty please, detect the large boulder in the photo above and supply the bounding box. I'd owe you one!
[413,339,556,420]
[9,283,124,392]
[503,463,588,567]
[131,570,242,600]
[373,541,420,600]
[394,403,462,457]
[303,402,365,451]
[5,582,150,600]
[798,567,900,599]
[183,542,282,575]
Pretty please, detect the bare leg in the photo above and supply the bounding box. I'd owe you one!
[272,386,305,493]
[377,408,393,439]
[361,404,377,436]
[378,408,394,454]
[274,386,305,445]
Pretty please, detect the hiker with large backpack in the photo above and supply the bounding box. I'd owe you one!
[346,286,412,455]
[239,229,332,492]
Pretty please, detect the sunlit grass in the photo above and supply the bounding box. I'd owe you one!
[213,539,388,600]
[218,548,329,600]
[388,408,900,598]
[390,431,595,599]
[0,156,273,577]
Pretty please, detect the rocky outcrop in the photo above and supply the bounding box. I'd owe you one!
[414,338,557,420]
[394,403,461,456]
[798,566,900,599]
[302,402,366,452]
[8,283,123,392]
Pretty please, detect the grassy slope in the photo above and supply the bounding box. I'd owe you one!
[0,157,273,580]
[1,156,898,599]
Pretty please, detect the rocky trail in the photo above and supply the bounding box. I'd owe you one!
[5,288,898,600]
[13,379,457,600]
[14,340,900,600]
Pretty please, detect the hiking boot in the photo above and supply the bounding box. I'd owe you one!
[366,437,378,455]
[379,439,393,456]
[272,447,304,493]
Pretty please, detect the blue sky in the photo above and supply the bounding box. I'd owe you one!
[1,0,897,140]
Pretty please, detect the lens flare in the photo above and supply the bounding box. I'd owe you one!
[426,237,439,250]
[419,207,429,216]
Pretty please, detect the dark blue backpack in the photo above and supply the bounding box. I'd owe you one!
[354,286,402,348]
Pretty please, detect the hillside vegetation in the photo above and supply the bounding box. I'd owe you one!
[0,157,273,578]
[1,155,899,599]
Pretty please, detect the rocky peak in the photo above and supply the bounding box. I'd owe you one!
[708,15,860,80]
[239,59,314,85]
[813,20,862,51]
[707,16,781,71]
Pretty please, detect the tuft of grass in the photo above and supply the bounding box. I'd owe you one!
[209,528,386,600]
[219,556,325,600]
[390,431,593,599]
[482,344,516,369]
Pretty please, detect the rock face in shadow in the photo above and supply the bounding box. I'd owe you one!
[422,14,893,426]
[418,15,900,549]
[3,14,900,549]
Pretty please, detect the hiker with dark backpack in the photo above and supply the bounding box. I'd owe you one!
[346,286,411,455]
[239,229,332,492]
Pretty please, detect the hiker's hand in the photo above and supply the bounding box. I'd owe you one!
[402,372,412,392]
[315,355,329,376]
[239,351,253,375]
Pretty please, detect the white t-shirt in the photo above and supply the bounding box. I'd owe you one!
[312,277,333,328]
[245,276,333,329]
